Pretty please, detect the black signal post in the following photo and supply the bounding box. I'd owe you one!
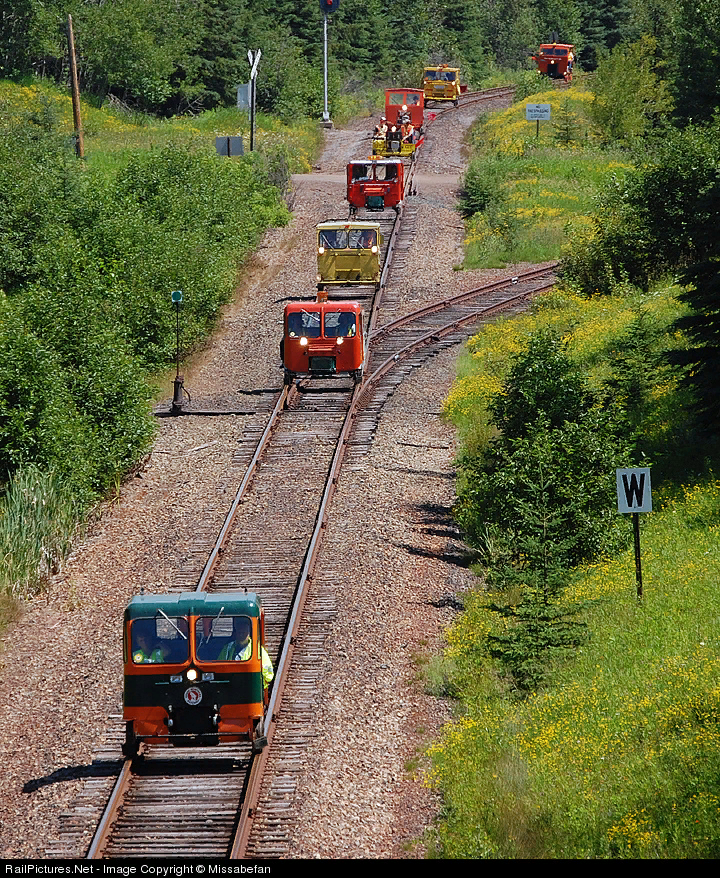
[171,290,185,414]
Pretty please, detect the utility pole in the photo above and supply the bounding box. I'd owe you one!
[66,15,84,159]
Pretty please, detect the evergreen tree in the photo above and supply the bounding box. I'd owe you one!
[670,257,720,434]
[438,0,490,78]
[534,0,584,55]
[273,0,323,58]
[575,0,632,69]
[671,0,720,124]
[455,332,632,569]
[0,0,37,78]
[483,469,591,694]
[194,0,252,109]
[333,0,394,76]
[552,96,581,145]
[477,0,543,68]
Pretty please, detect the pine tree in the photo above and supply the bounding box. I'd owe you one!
[484,464,590,695]
[195,0,252,108]
[670,257,720,433]
[574,0,633,69]
[552,97,581,146]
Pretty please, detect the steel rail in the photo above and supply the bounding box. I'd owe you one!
[371,263,559,341]
[194,385,289,593]
[229,380,362,858]
[231,270,557,856]
[79,82,525,860]
[85,758,133,858]
[358,279,557,408]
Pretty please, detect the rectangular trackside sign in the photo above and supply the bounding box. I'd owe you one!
[526,103,551,120]
[616,467,652,513]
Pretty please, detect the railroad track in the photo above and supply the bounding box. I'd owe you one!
[49,83,546,860]
[236,264,557,857]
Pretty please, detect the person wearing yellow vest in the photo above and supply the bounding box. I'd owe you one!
[217,616,274,686]
[132,626,166,663]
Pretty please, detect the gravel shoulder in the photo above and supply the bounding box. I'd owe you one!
[0,105,512,859]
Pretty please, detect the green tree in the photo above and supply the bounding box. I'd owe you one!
[534,0,584,55]
[483,463,591,694]
[575,0,632,69]
[191,0,251,109]
[477,0,542,68]
[552,97,581,145]
[72,0,203,112]
[455,333,632,569]
[563,123,720,295]
[670,259,720,433]
[589,35,674,144]
[670,0,720,124]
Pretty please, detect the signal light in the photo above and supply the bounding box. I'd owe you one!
[319,0,339,11]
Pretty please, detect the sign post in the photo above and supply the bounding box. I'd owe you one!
[319,0,339,128]
[616,467,652,600]
[525,103,551,139]
[247,50,262,151]
[66,15,84,159]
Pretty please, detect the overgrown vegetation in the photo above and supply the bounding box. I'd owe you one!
[0,81,299,595]
[1,0,720,857]
[430,49,720,855]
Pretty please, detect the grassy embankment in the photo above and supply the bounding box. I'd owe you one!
[0,79,325,614]
[425,82,720,858]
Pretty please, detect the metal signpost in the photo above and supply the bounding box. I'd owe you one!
[171,290,185,414]
[247,50,262,151]
[616,467,652,600]
[526,103,551,138]
[319,0,339,128]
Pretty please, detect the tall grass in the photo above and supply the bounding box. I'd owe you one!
[432,258,720,856]
[0,467,82,596]
[427,478,720,858]
[459,83,633,269]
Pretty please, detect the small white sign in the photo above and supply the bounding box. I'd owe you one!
[616,467,652,513]
[526,103,551,121]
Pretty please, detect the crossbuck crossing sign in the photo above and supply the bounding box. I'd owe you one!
[616,467,652,513]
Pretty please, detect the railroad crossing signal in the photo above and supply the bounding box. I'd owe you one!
[247,50,262,151]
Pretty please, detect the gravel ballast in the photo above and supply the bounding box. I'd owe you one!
[0,102,518,859]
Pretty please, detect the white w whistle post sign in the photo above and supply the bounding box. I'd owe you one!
[616,467,652,600]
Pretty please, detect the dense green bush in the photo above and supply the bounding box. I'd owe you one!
[455,332,633,571]
[89,142,289,365]
[457,159,508,218]
[588,36,674,145]
[0,116,289,507]
[563,123,720,296]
